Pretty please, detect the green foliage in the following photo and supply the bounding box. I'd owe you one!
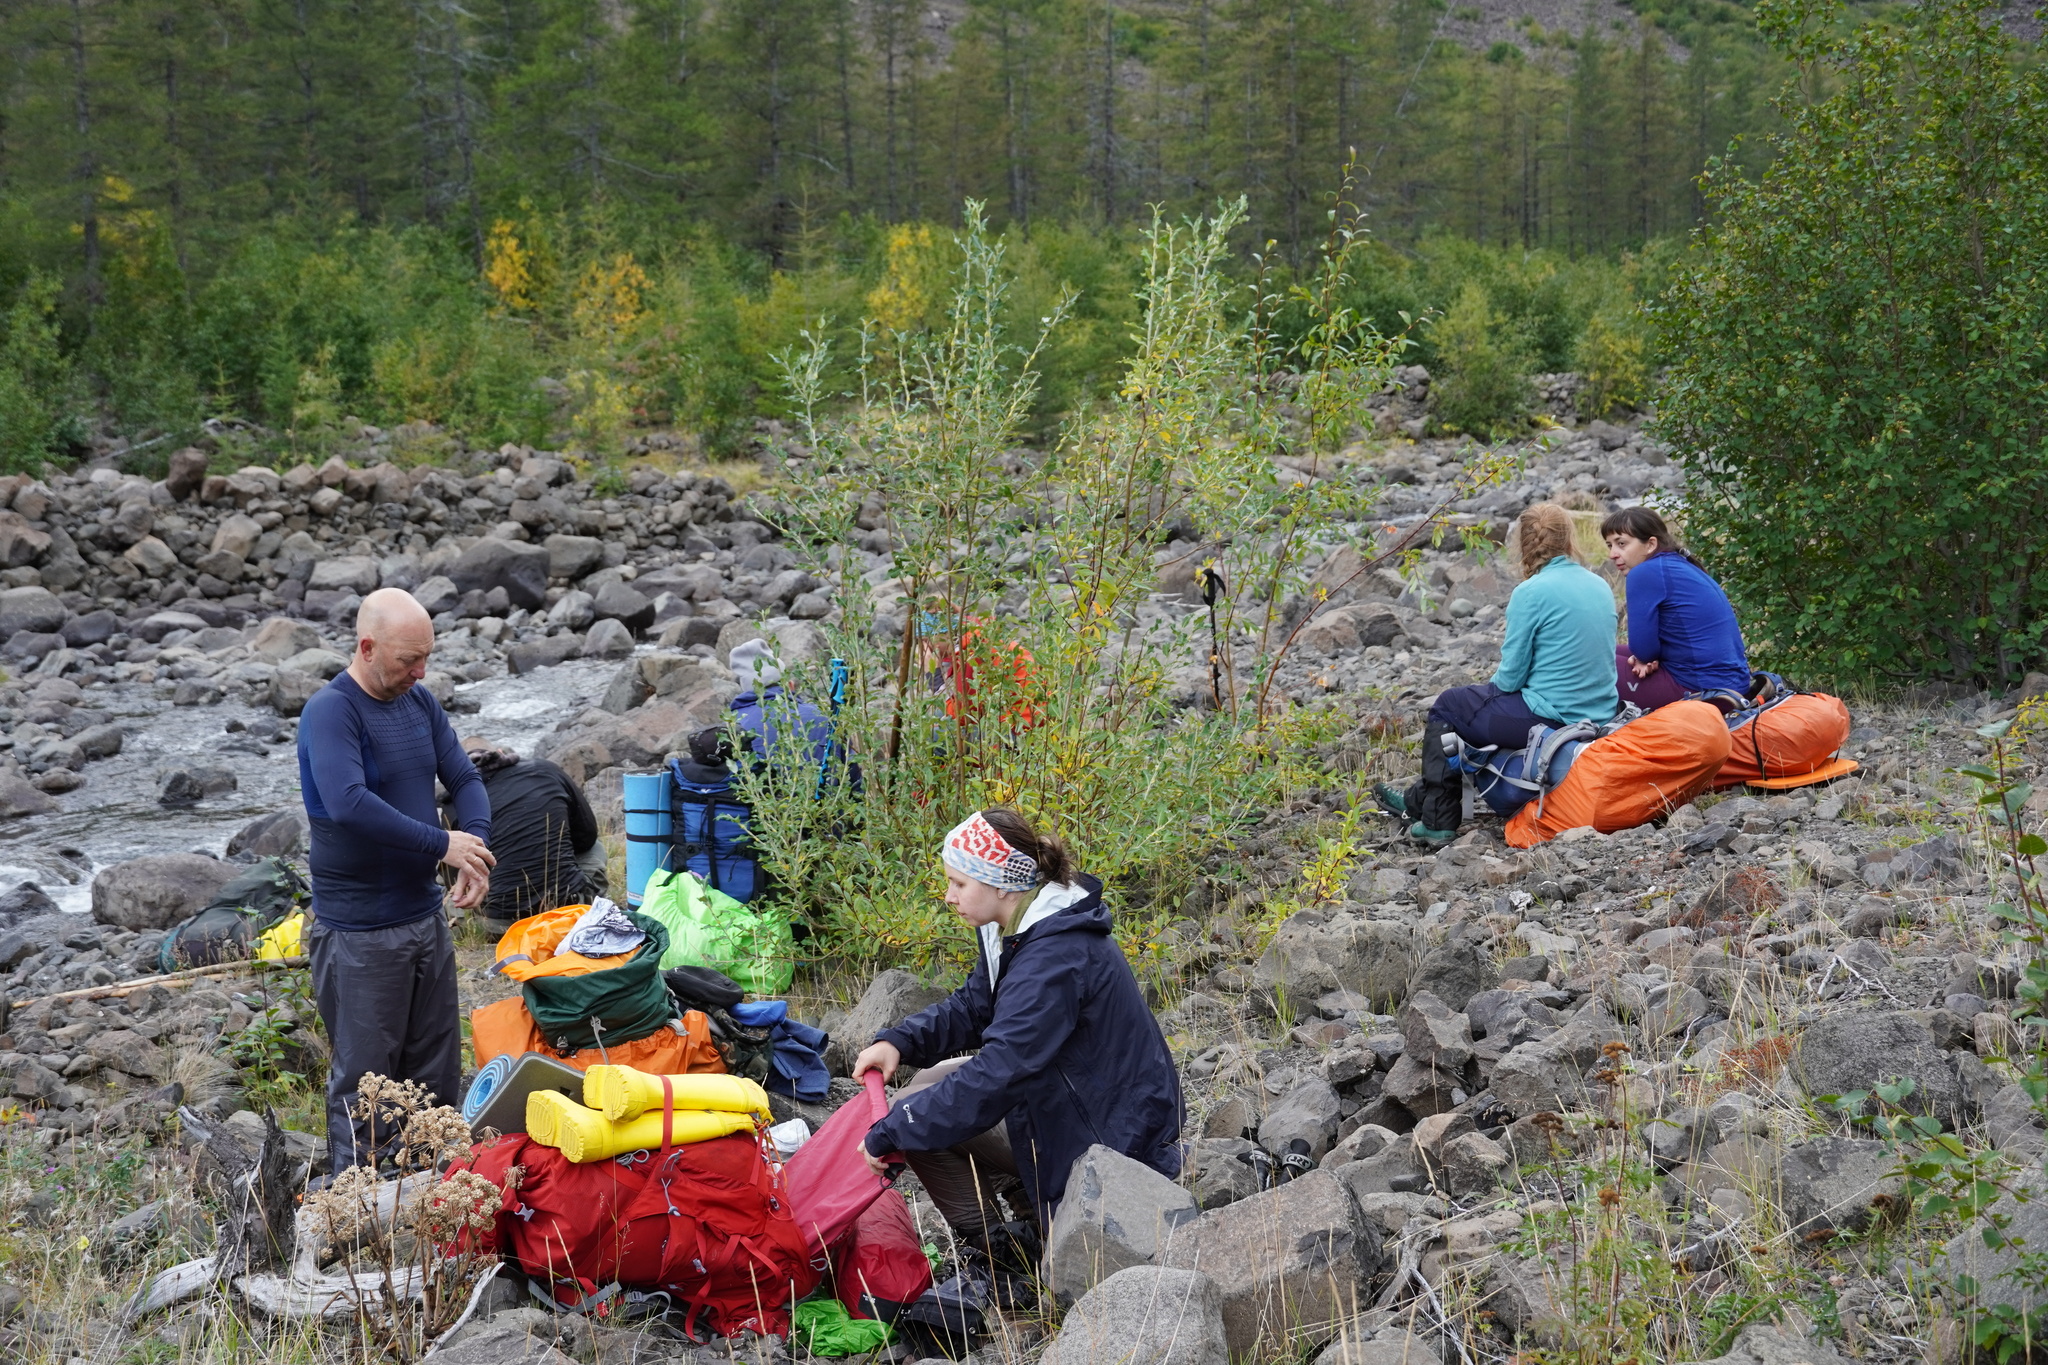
[0,272,86,470]
[1426,281,1535,438]
[1658,0,2048,687]
[748,199,1422,977]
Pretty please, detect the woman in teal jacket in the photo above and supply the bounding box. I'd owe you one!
[1375,503,1618,844]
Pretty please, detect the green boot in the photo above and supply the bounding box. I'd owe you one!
[1408,821,1457,848]
[1371,783,1410,818]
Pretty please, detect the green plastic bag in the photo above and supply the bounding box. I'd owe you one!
[793,1298,893,1356]
[638,867,795,996]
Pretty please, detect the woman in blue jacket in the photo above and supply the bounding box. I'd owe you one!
[1601,508,1750,711]
[854,809,1182,1251]
[1375,503,1618,845]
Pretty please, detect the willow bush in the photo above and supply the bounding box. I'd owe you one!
[742,198,1418,979]
[1658,0,2048,688]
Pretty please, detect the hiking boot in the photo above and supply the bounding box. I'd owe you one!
[1409,821,1457,848]
[1372,782,1410,819]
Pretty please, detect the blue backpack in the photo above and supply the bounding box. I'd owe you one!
[666,669,855,904]
[1446,721,1603,816]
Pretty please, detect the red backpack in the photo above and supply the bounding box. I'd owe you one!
[831,1188,933,1320]
[452,1130,820,1337]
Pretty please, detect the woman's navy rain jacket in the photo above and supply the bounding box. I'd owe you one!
[862,874,1183,1222]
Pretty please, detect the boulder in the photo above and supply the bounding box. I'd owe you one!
[507,634,587,674]
[1673,1323,1852,1365]
[581,618,634,658]
[1408,933,1499,1011]
[415,576,461,616]
[1490,1001,1628,1118]
[159,764,237,807]
[1252,910,1418,1015]
[269,670,325,717]
[88,1030,167,1080]
[591,581,655,632]
[91,854,237,931]
[248,617,320,663]
[212,514,264,559]
[1258,1077,1342,1161]
[227,809,309,859]
[0,774,56,818]
[60,609,118,647]
[0,586,65,639]
[826,969,949,1075]
[1189,1139,1264,1210]
[166,448,209,499]
[1039,1267,1228,1365]
[135,610,210,643]
[1310,1331,1445,1365]
[123,536,179,578]
[1160,1169,1383,1358]
[451,539,551,611]
[307,555,381,596]
[0,882,60,928]
[544,533,606,581]
[1401,991,1474,1070]
[282,648,349,680]
[1794,1009,1973,1126]
[1438,1131,1510,1198]
[1777,1137,1902,1239]
[0,513,50,567]
[1046,1145,1199,1304]
[547,590,596,628]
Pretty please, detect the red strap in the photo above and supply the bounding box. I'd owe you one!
[661,1075,675,1155]
[861,1069,888,1121]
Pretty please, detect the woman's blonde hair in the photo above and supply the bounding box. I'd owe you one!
[1517,503,1578,578]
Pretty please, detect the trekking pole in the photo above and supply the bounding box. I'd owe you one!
[1197,565,1227,709]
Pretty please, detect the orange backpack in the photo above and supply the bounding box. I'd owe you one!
[1505,699,1731,847]
[470,994,726,1075]
[1713,691,1853,789]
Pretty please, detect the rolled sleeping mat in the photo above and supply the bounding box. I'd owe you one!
[582,1065,773,1123]
[462,1053,514,1124]
[622,771,674,909]
[525,1089,757,1162]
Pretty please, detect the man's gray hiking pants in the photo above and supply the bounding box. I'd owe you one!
[309,913,462,1174]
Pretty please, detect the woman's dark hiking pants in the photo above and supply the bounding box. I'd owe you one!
[309,914,462,1175]
[1404,683,1563,833]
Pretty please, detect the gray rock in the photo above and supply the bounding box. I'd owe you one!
[0,882,58,928]
[432,1316,578,1365]
[547,590,596,628]
[1672,1322,1852,1365]
[1259,1077,1342,1161]
[306,555,381,596]
[1046,1144,1199,1304]
[1039,1267,1228,1365]
[544,533,606,581]
[88,1029,167,1080]
[1438,1131,1509,1199]
[1159,1169,1383,1358]
[269,669,325,716]
[378,553,421,591]
[1795,1009,1974,1126]
[1778,1137,1903,1238]
[247,616,320,662]
[1947,1173,2048,1321]
[74,724,125,759]
[166,447,209,499]
[159,764,236,807]
[227,808,309,859]
[1252,910,1418,1016]
[135,609,209,643]
[90,853,237,931]
[507,633,587,674]
[0,774,56,818]
[281,647,349,680]
[0,587,65,640]
[1189,1139,1263,1210]
[826,969,949,1075]
[1310,1330,1445,1365]
[1480,1255,1569,1349]
[451,538,551,611]
[592,580,655,632]
[581,618,635,658]
[1408,934,1499,1011]
[1335,1142,1428,1201]
[414,575,461,616]
[60,609,118,647]
[1400,992,1473,1070]
[1490,1002,1627,1118]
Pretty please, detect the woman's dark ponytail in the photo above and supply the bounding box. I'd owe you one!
[982,808,1074,886]
[1598,506,1704,569]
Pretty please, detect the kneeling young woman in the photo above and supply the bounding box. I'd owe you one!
[854,810,1182,1252]
[1602,507,1749,710]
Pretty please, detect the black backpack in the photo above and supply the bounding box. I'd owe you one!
[159,858,308,971]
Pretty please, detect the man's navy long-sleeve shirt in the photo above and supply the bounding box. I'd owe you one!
[297,671,491,931]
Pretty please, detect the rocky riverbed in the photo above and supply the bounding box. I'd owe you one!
[0,398,2039,1364]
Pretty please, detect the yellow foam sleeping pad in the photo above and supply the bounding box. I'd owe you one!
[582,1066,772,1123]
[525,1089,758,1163]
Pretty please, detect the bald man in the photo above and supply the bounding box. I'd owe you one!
[296,588,496,1173]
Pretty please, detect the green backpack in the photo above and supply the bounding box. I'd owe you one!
[520,912,676,1054]
[158,857,308,971]
[638,868,794,997]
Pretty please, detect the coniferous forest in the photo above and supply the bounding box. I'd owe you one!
[0,0,1800,458]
